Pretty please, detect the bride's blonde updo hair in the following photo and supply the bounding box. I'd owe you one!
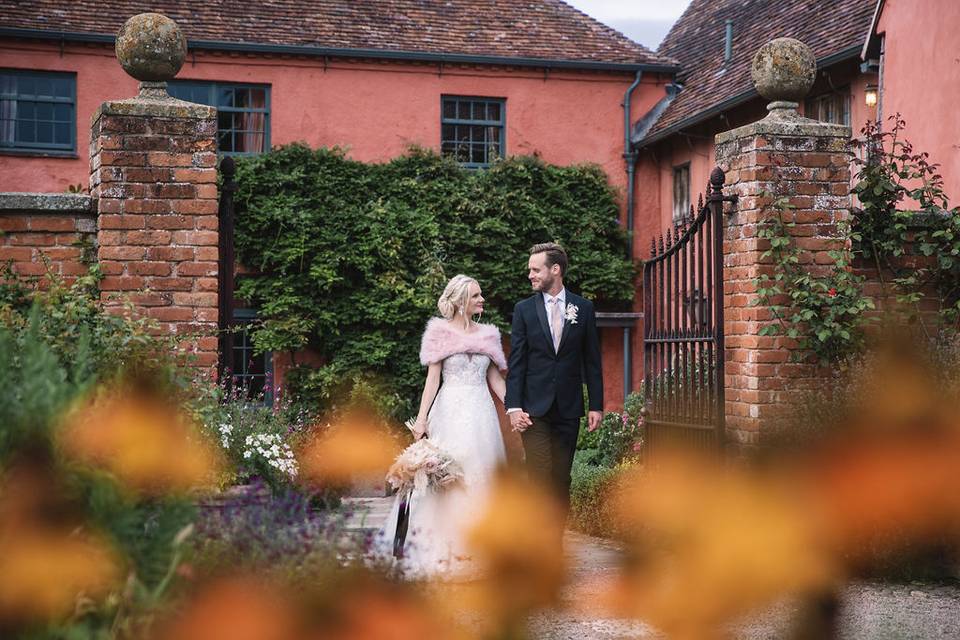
[437,274,478,320]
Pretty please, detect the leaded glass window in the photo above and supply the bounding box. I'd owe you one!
[168,81,270,155]
[230,309,273,405]
[0,69,76,153]
[441,96,505,168]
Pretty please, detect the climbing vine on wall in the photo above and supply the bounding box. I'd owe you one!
[755,115,960,364]
[232,144,635,419]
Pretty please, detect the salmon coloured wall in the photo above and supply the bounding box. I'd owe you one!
[0,40,668,200]
[875,0,960,202]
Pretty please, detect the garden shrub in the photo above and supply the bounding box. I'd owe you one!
[576,390,645,467]
[190,484,353,584]
[569,455,640,539]
[233,145,635,420]
[0,272,201,638]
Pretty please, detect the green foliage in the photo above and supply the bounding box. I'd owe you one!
[195,388,310,493]
[851,115,960,328]
[755,116,960,364]
[569,455,640,538]
[233,145,635,419]
[0,265,186,395]
[577,391,645,467]
[755,196,875,363]
[0,271,197,638]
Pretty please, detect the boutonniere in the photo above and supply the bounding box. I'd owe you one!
[564,303,579,324]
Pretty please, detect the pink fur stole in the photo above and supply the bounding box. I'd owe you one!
[418,317,507,371]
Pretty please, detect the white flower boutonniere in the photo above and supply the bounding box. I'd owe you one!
[564,303,579,324]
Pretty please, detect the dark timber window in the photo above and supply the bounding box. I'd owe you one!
[673,163,691,222]
[0,69,76,154]
[805,90,851,126]
[230,309,274,405]
[441,96,505,168]
[168,81,270,155]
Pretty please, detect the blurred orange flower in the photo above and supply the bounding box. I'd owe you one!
[0,465,122,625]
[155,576,300,640]
[321,582,470,640]
[803,431,960,558]
[299,411,400,484]
[0,526,122,624]
[462,471,567,624]
[607,454,838,639]
[58,388,220,495]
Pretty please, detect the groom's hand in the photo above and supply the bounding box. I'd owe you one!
[509,411,532,432]
[587,411,602,432]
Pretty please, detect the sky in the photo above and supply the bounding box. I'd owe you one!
[564,0,694,51]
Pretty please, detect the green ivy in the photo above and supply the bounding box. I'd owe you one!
[851,115,960,329]
[755,115,960,364]
[755,196,875,363]
[233,145,635,419]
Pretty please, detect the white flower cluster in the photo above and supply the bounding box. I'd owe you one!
[243,433,299,479]
[217,422,234,450]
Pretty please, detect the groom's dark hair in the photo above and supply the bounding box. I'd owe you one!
[529,242,568,275]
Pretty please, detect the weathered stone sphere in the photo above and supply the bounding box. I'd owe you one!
[115,13,186,82]
[750,38,816,102]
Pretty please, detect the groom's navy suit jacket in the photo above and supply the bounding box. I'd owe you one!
[505,291,603,423]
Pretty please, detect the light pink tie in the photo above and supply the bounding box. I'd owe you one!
[550,298,563,351]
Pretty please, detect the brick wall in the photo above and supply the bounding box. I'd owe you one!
[89,93,220,368]
[716,115,853,446]
[0,194,96,282]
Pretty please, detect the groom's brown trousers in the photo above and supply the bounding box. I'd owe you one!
[520,403,579,517]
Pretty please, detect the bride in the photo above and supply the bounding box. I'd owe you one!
[374,274,508,579]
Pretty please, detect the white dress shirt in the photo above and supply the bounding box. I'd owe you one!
[543,289,566,339]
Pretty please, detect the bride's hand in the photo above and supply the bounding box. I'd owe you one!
[412,418,428,439]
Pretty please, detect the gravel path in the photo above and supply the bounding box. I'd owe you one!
[343,497,960,639]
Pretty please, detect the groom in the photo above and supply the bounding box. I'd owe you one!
[505,242,603,515]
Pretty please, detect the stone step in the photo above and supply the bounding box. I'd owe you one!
[342,496,393,532]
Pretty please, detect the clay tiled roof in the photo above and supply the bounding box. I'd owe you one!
[0,0,678,70]
[642,0,874,142]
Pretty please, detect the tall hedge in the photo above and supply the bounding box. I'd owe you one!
[233,144,634,419]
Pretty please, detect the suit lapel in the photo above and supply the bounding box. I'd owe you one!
[533,294,554,354]
[557,294,576,353]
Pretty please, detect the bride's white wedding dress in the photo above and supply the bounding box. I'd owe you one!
[374,318,507,580]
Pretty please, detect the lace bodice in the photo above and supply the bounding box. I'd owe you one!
[441,353,490,387]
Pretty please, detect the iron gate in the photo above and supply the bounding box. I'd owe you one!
[641,167,734,453]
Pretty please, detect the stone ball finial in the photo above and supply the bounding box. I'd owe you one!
[750,38,816,105]
[115,13,187,83]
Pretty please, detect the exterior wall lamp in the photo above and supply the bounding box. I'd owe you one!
[865,84,879,107]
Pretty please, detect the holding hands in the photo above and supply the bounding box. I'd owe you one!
[509,410,533,432]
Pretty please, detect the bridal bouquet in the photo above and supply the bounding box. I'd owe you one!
[385,439,464,494]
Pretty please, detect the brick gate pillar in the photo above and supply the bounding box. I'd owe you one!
[715,38,853,447]
[89,13,219,369]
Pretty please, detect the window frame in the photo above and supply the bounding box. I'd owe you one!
[804,88,851,126]
[231,308,274,406]
[0,68,77,156]
[672,162,691,223]
[167,80,271,156]
[440,95,506,169]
